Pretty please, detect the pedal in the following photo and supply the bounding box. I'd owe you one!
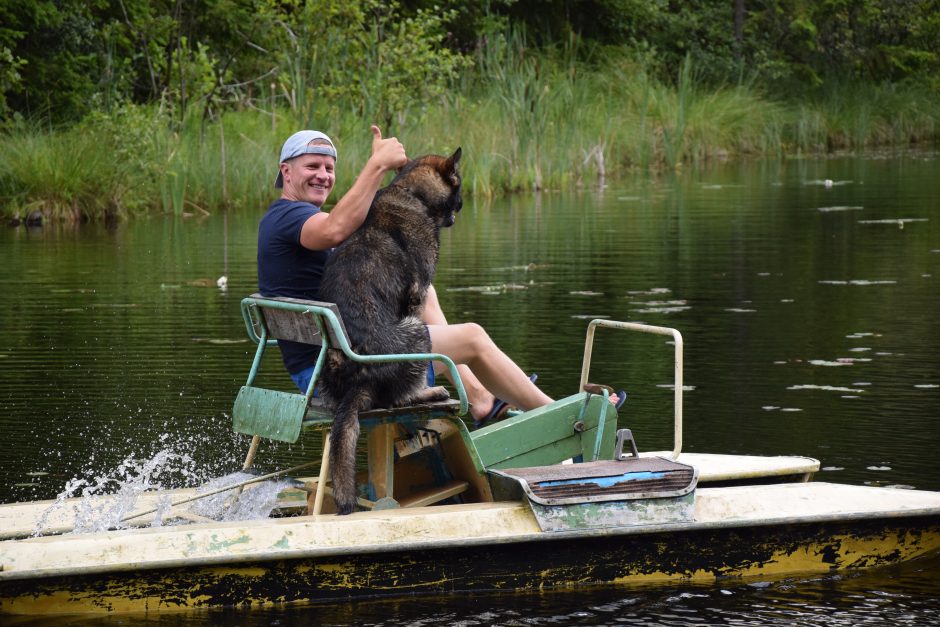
[394,426,441,459]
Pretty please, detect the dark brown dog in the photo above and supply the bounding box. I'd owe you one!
[318,147,463,515]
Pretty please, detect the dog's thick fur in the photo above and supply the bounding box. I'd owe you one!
[318,147,463,515]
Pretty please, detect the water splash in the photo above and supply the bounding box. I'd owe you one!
[188,472,293,522]
[33,448,197,536]
[32,442,289,536]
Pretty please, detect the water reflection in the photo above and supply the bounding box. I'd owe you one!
[1,150,938,624]
[62,553,939,626]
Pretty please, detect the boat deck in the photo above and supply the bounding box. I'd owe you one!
[2,481,939,581]
[640,452,820,483]
[0,453,821,541]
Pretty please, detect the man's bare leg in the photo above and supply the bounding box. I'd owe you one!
[422,287,502,422]
[429,322,554,412]
[422,286,620,419]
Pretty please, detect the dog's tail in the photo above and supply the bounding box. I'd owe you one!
[329,389,372,515]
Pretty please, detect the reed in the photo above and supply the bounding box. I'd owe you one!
[1,37,938,222]
[790,80,940,151]
[0,123,133,222]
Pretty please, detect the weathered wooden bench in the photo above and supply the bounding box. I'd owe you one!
[233,294,475,514]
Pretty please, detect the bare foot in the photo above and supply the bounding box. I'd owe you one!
[583,383,625,409]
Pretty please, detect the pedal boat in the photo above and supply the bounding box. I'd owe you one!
[1,300,938,616]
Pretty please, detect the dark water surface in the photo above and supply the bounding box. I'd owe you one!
[2,150,939,624]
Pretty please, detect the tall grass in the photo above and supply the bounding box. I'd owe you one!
[790,80,939,152]
[0,126,132,221]
[2,35,938,221]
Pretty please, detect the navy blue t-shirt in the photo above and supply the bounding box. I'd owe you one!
[258,198,332,373]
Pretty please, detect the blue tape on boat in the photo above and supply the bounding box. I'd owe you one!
[538,471,666,488]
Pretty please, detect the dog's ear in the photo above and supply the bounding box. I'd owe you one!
[445,147,462,171]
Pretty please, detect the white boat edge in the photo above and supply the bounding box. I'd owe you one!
[2,480,939,581]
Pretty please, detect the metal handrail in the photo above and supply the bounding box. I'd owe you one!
[578,320,684,459]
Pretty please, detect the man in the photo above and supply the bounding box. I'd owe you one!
[258,126,620,424]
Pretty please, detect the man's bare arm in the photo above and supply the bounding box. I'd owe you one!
[300,125,407,250]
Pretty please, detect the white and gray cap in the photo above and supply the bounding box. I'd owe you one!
[274,130,337,188]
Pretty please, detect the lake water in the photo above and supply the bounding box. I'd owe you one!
[1,149,939,624]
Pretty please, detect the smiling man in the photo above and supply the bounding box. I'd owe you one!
[258,126,620,424]
[260,126,406,295]
[258,126,407,383]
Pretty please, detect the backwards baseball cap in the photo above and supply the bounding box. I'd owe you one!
[274,130,337,188]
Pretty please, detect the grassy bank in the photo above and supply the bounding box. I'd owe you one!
[2,52,938,222]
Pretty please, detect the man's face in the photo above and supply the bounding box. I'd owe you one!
[280,153,336,206]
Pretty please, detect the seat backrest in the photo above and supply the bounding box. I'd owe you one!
[235,294,349,444]
[244,294,349,348]
[234,293,470,443]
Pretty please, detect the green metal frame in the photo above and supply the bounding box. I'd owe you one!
[231,297,629,494]
[471,393,617,469]
[233,295,469,443]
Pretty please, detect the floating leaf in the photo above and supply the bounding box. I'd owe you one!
[447,283,528,294]
[191,338,249,345]
[806,179,852,186]
[819,280,896,286]
[634,306,691,314]
[627,287,672,296]
[858,218,927,224]
[788,384,864,393]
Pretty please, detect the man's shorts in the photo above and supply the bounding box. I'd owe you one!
[290,362,436,394]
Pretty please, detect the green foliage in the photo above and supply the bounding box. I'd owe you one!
[0,45,25,116]
[745,0,940,92]
[2,0,939,124]
[0,0,106,120]
[1,0,939,220]
[261,0,470,130]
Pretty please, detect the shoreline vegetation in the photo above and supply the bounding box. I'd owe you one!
[2,2,938,223]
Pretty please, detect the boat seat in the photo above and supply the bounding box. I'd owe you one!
[233,294,472,514]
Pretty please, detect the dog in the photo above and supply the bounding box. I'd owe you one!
[318,147,463,515]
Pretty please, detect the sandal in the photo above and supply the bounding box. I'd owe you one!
[583,383,627,410]
[475,373,538,427]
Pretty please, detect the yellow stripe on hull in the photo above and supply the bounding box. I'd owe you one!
[3,517,938,616]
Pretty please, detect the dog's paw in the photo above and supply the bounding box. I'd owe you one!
[410,385,451,404]
[335,503,356,516]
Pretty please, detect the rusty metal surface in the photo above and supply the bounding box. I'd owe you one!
[497,458,695,500]
[529,473,694,500]
[501,458,689,482]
